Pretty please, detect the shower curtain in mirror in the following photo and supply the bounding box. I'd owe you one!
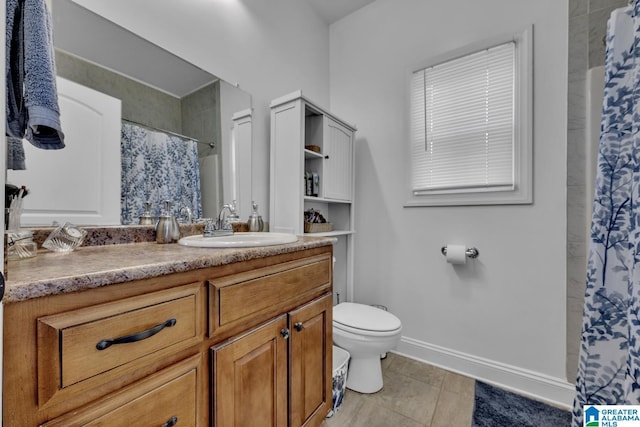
[573,2,640,425]
[120,122,202,224]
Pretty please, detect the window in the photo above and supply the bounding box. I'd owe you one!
[406,28,532,206]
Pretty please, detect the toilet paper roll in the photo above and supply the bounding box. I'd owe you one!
[446,245,467,265]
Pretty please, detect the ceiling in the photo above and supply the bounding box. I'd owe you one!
[303,0,376,24]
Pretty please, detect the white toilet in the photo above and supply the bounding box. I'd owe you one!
[333,302,402,393]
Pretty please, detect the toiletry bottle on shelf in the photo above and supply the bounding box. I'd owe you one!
[305,172,312,196]
[155,200,180,243]
[312,173,319,197]
[247,201,264,232]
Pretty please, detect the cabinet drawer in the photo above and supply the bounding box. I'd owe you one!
[209,254,331,336]
[42,354,200,427]
[37,283,202,407]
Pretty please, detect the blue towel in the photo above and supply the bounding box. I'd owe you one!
[7,137,25,170]
[6,0,26,140]
[6,0,64,169]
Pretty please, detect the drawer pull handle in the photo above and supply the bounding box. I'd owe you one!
[96,318,177,351]
[162,416,178,427]
[294,322,304,331]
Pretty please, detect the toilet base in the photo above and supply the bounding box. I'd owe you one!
[346,355,383,393]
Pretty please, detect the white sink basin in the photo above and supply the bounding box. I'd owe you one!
[178,232,299,248]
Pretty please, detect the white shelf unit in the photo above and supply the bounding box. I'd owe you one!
[270,90,356,302]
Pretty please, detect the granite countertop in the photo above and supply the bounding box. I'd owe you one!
[5,235,335,304]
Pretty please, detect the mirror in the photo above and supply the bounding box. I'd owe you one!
[7,0,252,226]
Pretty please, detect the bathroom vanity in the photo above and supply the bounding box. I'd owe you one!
[2,236,333,426]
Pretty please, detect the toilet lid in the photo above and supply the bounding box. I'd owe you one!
[334,303,402,332]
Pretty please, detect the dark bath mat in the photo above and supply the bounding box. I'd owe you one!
[472,381,571,426]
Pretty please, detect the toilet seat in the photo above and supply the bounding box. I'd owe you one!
[334,321,401,338]
[333,303,402,336]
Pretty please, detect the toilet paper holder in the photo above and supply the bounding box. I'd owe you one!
[440,246,479,259]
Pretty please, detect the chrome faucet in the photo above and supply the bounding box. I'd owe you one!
[203,204,234,237]
[216,204,232,229]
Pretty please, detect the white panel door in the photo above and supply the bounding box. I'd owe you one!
[323,118,353,201]
[232,109,253,221]
[8,77,122,226]
[270,100,304,234]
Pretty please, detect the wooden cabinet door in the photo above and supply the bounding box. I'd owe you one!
[323,118,353,201]
[289,294,333,427]
[212,315,288,427]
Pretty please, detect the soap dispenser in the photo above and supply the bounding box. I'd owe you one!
[155,200,180,243]
[247,201,264,232]
[139,202,157,225]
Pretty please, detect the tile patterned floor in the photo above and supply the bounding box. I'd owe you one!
[324,353,476,427]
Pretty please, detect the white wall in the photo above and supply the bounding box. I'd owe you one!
[330,0,572,406]
[72,0,330,219]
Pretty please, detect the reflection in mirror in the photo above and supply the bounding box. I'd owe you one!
[7,0,252,226]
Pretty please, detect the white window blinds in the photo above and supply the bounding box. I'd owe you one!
[411,42,515,194]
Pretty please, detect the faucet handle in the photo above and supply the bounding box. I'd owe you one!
[203,219,215,237]
[180,206,194,223]
[217,221,233,232]
[227,201,240,222]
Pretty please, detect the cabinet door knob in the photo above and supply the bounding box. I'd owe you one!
[162,416,178,427]
[294,322,304,331]
[280,328,290,339]
[324,155,329,159]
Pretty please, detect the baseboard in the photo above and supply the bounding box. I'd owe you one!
[396,336,575,409]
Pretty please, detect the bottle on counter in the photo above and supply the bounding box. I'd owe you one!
[247,201,264,232]
[155,200,180,243]
[139,201,157,225]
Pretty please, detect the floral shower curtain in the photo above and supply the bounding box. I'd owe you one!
[573,2,640,425]
[120,122,203,224]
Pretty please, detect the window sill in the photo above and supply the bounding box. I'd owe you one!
[404,188,532,207]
